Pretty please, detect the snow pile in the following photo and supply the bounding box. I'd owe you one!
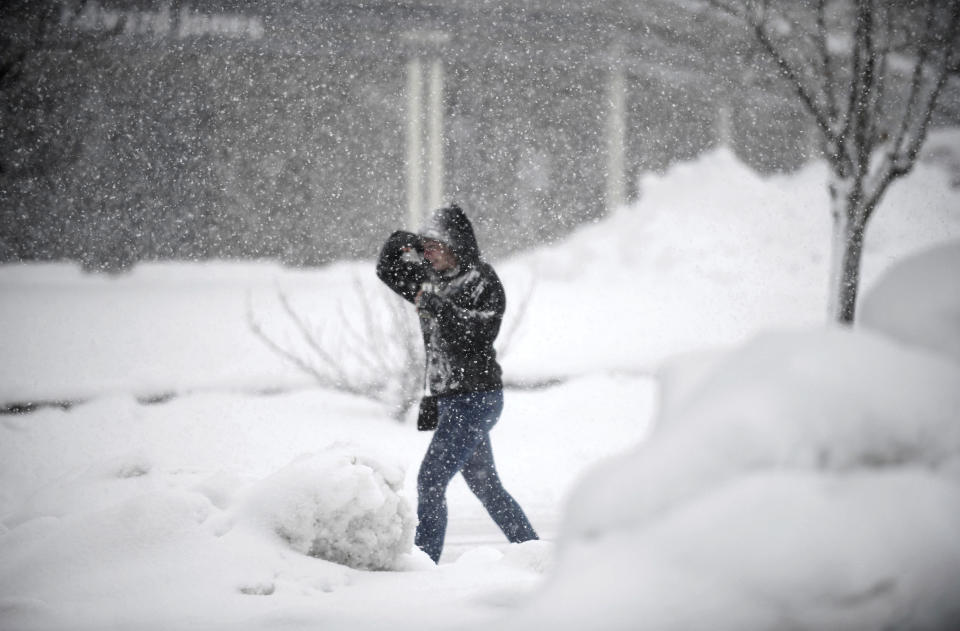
[504,240,960,631]
[859,240,960,363]
[238,446,415,570]
[502,140,960,380]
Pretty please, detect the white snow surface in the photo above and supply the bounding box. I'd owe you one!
[2,135,960,630]
[859,239,960,363]
[517,323,960,631]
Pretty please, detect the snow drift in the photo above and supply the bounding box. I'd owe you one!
[504,239,960,631]
[859,239,960,364]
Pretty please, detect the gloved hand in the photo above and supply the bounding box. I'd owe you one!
[400,231,424,253]
[384,230,423,254]
[417,291,446,316]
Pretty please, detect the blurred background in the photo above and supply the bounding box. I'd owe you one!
[2,0,958,271]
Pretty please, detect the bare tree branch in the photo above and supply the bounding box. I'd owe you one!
[246,280,422,421]
[274,288,348,382]
[894,1,960,163]
[247,294,364,396]
[335,295,386,378]
[247,272,537,422]
[835,0,876,183]
[815,0,839,122]
[354,278,399,370]
[702,0,747,20]
[887,0,940,169]
[497,276,536,358]
[850,0,879,185]
[867,0,960,214]
[868,2,892,149]
[753,20,840,153]
[706,0,839,149]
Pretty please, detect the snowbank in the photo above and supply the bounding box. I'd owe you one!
[859,240,960,363]
[504,240,960,631]
[502,140,960,380]
[5,136,960,403]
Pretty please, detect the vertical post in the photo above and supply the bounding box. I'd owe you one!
[406,58,424,229]
[406,57,445,228]
[426,59,444,212]
[717,102,733,147]
[606,64,626,212]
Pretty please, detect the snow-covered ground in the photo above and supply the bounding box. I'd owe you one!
[2,133,960,630]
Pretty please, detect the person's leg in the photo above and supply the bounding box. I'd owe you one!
[415,393,486,563]
[461,431,539,544]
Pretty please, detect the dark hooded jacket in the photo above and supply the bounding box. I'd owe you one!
[376,205,504,396]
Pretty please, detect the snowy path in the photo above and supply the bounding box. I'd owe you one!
[441,515,561,563]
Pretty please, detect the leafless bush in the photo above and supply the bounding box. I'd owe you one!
[248,274,534,423]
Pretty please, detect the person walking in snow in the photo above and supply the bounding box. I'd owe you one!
[376,204,539,563]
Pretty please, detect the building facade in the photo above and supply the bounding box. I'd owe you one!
[2,0,822,269]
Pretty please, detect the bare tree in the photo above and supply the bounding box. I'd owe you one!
[248,278,422,422]
[708,0,960,323]
[248,275,535,423]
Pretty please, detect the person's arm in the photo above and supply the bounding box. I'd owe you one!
[376,230,429,303]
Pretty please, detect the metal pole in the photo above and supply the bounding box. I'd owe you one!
[426,58,444,213]
[606,65,626,212]
[406,57,424,229]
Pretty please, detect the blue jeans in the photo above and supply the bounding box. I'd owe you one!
[415,389,539,563]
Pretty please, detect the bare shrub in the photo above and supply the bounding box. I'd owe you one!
[248,273,534,422]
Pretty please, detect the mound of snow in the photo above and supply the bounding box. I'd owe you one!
[513,470,960,631]
[859,239,960,363]
[562,327,960,542]
[237,446,415,571]
[503,239,960,631]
